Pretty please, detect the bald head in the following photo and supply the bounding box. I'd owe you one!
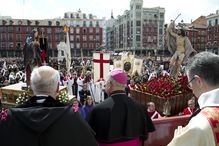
[31,66,60,98]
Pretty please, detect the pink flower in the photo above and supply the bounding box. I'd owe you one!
[1,109,8,122]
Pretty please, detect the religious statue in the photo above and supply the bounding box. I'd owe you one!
[57,26,71,73]
[166,20,196,79]
[23,28,42,86]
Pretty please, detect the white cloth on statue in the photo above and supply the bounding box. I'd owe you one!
[77,77,84,101]
[168,88,219,146]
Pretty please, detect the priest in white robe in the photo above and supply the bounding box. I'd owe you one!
[168,52,219,146]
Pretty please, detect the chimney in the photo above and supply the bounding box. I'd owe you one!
[216,10,219,14]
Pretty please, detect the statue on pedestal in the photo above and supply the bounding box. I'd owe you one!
[23,28,42,87]
[166,18,196,79]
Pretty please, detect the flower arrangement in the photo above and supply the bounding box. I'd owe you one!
[16,92,29,105]
[134,75,192,98]
[15,91,70,105]
[58,91,70,104]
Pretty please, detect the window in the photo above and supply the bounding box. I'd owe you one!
[0,27,3,32]
[136,12,141,18]
[83,35,87,41]
[56,21,60,26]
[47,28,51,34]
[16,43,21,49]
[8,26,13,32]
[16,34,21,41]
[136,35,140,41]
[89,28,93,34]
[209,20,212,26]
[35,21,39,26]
[89,14,93,19]
[83,21,86,27]
[89,21,93,27]
[96,28,99,34]
[136,5,141,9]
[83,14,86,19]
[70,27,74,34]
[71,14,74,18]
[70,43,74,49]
[215,19,218,25]
[1,34,6,41]
[96,21,99,27]
[136,28,141,34]
[76,43,80,48]
[89,36,93,41]
[136,21,141,26]
[70,35,74,41]
[9,43,13,49]
[27,20,31,25]
[96,36,100,41]
[76,28,80,34]
[1,43,6,49]
[83,28,87,34]
[76,36,80,42]
[83,43,87,48]
[48,43,52,49]
[89,43,93,49]
[8,33,13,41]
[18,20,22,25]
[48,21,52,26]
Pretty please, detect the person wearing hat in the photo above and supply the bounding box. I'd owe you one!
[88,69,155,146]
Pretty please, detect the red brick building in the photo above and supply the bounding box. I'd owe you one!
[0,10,105,58]
[0,18,63,57]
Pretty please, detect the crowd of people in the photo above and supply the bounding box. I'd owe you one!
[1,51,219,146]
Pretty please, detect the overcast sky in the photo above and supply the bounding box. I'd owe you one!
[0,0,218,23]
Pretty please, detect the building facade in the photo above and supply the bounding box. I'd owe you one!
[206,10,219,54]
[0,18,63,58]
[63,10,105,57]
[0,10,105,58]
[106,0,165,56]
[186,16,208,52]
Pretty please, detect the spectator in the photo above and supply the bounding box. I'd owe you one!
[183,99,197,115]
[147,102,162,119]
[83,96,95,120]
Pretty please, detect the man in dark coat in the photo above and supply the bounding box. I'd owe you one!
[0,66,97,146]
[88,69,155,146]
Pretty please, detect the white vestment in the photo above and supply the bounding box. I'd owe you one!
[66,77,74,96]
[168,88,219,146]
[94,81,105,103]
[76,77,84,101]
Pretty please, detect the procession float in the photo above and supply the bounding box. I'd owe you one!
[113,16,196,146]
